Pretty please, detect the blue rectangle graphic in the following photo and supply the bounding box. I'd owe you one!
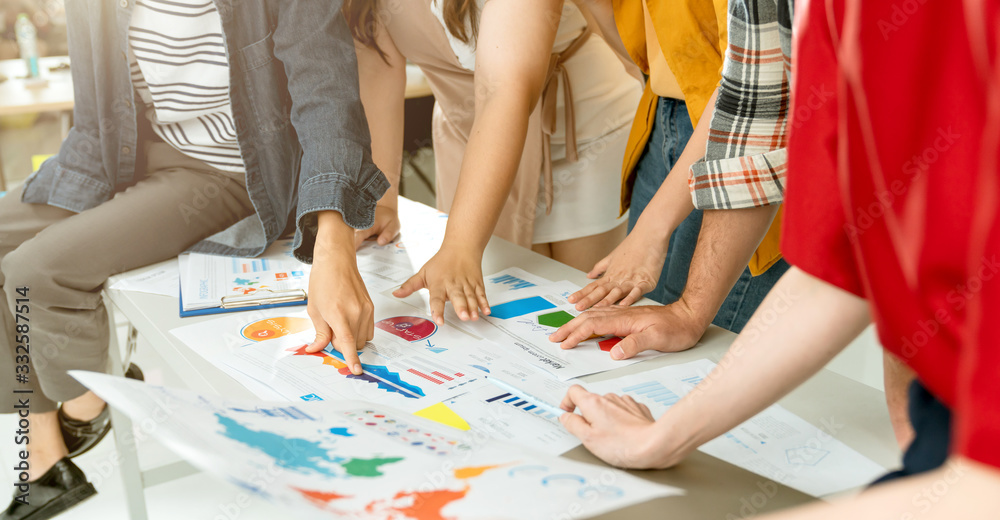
[489,296,557,320]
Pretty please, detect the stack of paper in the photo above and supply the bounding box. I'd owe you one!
[178,238,311,316]
[582,360,887,496]
[75,372,680,519]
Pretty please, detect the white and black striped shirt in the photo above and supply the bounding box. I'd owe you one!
[128,0,245,173]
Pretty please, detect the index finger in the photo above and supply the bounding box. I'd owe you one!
[428,288,447,326]
[549,313,597,348]
[330,316,363,375]
[560,384,593,413]
[569,281,609,310]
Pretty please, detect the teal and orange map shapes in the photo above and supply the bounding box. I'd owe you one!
[361,465,505,520]
[341,457,405,477]
[217,414,405,479]
[216,413,345,477]
[365,488,468,520]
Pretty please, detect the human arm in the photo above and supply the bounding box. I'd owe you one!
[569,0,641,80]
[552,204,779,355]
[568,89,718,309]
[883,351,916,450]
[270,0,390,372]
[393,0,564,324]
[352,19,407,248]
[688,0,789,211]
[559,267,871,468]
[757,457,1000,520]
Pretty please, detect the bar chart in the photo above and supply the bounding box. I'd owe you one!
[486,392,560,421]
[620,381,681,407]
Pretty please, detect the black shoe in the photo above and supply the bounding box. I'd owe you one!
[1,458,96,520]
[59,363,144,458]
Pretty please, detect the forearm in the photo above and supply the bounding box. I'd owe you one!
[679,205,779,325]
[759,457,1000,520]
[645,268,871,467]
[443,0,561,254]
[444,94,535,253]
[570,0,640,80]
[315,211,359,262]
[632,89,719,243]
[355,37,406,209]
[884,351,917,449]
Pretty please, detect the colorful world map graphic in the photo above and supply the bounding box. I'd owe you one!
[216,413,403,478]
[217,413,509,520]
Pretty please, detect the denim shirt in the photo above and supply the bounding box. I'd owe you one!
[20,0,388,262]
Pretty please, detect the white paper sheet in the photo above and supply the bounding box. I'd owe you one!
[74,372,680,519]
[584,359,886,497]
[440,384,581,455]
[454,281,663,379]
[107,262,179,297]
[172,294,493,412]
[416,339,581,454]
[179,238,310,312]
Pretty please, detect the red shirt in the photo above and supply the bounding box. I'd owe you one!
[782,0,1000,468]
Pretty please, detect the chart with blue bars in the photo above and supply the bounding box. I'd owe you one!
[680,375,703,386]
[227,405,316,421]
[486,392,560,421]
[621,381,681,407]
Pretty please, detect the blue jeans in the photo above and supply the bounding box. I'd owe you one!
[628,97,790,333]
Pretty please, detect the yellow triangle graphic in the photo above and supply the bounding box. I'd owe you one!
[413,402,471,431]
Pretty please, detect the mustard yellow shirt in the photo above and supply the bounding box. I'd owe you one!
[641,2,684,100]
[614,0,783,276]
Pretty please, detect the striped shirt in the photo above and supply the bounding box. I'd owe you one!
[128,0,245,172]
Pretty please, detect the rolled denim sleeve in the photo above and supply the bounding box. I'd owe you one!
[21,0,112,211]
[688,0,790,210]
[270,0,389,263]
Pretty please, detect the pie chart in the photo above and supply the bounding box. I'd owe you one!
[376,316,437,342]
[240,316,312,341]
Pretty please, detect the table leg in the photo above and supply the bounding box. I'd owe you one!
[106,304,150,520]
[0,135,7,193]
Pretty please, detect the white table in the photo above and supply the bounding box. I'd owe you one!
[102,200,899,519]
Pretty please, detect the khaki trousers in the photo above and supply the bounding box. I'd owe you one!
[0,143,254,412]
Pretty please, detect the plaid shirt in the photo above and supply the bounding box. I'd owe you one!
[689,0,794,210]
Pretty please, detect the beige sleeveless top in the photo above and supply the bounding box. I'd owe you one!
[381,1,636,246]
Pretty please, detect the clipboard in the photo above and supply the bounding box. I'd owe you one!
[177,238,310,317]
[178,288,308,317]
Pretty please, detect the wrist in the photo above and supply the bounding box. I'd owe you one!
[315,211,357,262]
[378,190,400,210]
[632,210,682,246]
[439,236,485,261]
[672,293,716,334]
[645,411,702,469]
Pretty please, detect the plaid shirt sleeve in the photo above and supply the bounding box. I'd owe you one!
[689,0,793,210]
